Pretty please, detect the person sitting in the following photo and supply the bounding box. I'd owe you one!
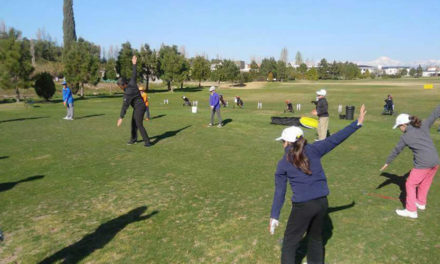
[284,100,294,113]
[383,94,394,115]
[182,96,192,106]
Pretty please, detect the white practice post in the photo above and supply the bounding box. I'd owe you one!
[296,104,301,111]
[338,104,342,114]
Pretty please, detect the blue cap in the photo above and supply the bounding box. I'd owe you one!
[61,81,67,85]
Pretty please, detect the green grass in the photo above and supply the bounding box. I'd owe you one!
[1,79,440,263]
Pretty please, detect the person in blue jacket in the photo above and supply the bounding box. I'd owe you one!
[209,86,222,127]
[62,81,74,120]
[269,104,366,264]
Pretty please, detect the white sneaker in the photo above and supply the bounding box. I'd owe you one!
[416,202,426,210]
[63,116,68,120]
[395,209,417,219]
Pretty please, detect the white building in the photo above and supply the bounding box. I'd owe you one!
[381,66,410,76]
[422,66,440,77]
[357,65,377,74]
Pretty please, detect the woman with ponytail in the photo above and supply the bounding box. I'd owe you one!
[270,105,366,264]
[380,104,440,219]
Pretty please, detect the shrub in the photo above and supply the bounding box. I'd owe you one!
[34,72,55,100]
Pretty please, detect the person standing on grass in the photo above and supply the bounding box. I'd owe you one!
[62,81,74,120]
[209,86,222,127]
[270,105,366,264]
[312,89,329,140]
[117,55,152,147]
[380,104,440,219]
[139,86,151,120]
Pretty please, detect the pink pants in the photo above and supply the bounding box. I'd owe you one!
[406,165,438,212]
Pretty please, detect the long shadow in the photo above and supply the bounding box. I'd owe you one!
[295,201,355,264]
[75,114,105,120]
[377,171,410,207]
[0,116,49,123]
[174,86,205,93]
[222,118,232,127]
[39,206,158,264]
[0,175,44,193]
[150,125,191,145]
[0,156,9,160]
[151,114,166,120]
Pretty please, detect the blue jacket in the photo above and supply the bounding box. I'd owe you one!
[62,87,73,104]
[270,121,362,219]
[210,93,220,110]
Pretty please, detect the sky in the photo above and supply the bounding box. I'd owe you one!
[1,0,439,65]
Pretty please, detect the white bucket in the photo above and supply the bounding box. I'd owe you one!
[192,106,198,113]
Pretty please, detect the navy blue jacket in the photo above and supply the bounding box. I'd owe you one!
[120,64,144,118]
[270,121,362,219]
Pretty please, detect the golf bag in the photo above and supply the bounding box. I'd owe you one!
[220,95,227,107]
[182,97,192,106]
[284,103,294,113]
[382,99,394,115]
[271,117,301,126]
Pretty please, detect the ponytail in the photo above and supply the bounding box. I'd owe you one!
[286,137,312,175]
[409,116,421,128]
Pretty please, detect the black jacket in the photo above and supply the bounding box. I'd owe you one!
[316,98,329,117]
[120,64,144,118]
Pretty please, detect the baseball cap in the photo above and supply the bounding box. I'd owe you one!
[316,89,327,96]
[209,86,216,92]
[393,113,410,129]
[276,126,304,143]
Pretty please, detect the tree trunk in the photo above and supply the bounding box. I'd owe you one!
[80,84,84,97]
[199,80,201,87]
[181,82,183,89]
[167,81,171,91]
[15,86,20,102]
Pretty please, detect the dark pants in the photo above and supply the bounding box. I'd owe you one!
[281,197,328,264]
[131,104,150,143]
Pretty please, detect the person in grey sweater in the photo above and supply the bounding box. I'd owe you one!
[380,104,440,218]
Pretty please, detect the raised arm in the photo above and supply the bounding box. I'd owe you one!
[422,104,440,130]
[270,161,288,220]
[129,55,137,86]
[311,104,366,157]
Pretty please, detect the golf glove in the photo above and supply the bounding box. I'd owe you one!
[269,218,279,235]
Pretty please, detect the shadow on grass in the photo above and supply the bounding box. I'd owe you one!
[0,156,9,160]
[0,175,44,193]
[151,125,191,145]
[39,206,158,264]
[173,86,205,93]
[75,114,105,120]
[151,114,166,120]
[222,118,232,127]
[0,116,49,124]
[377,171,410,207]
[295,201,355,264]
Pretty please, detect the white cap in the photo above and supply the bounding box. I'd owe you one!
[393,113,410,129]
[209,86,216,92]
[276,126,304,142]
[316,89,327,96]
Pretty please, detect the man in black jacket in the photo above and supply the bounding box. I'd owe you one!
[312,89,329,140]
[117,56,152,147]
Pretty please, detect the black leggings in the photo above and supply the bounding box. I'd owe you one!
[131,103,150,143]
[281,197,328,264]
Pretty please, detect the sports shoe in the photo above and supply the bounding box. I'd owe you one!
[67,117,74,120]
[63,116,68,120]
[395,209,417,219]
[144,141,152,147]
[208,123,213,127]
[416,202,426,210]
[127,140,137,145]
[217,124,222,128]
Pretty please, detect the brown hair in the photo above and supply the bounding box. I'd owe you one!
[286,137,312,175]
[409,116,421,128]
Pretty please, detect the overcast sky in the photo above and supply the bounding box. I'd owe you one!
[1,0,439,65]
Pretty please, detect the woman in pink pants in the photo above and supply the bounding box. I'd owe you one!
[380,104,440,218]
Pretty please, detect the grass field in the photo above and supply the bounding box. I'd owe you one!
[1,79,440,263]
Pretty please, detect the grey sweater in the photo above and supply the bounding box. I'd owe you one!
[386,104,440,168]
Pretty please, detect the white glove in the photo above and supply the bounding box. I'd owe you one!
[269,218,279,235]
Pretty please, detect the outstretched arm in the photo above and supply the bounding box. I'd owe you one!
[312,104,366,157]
[382,137,406,170]
[422,104,440,130]
[129,55,137,86]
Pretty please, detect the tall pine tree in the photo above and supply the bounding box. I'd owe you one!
[63,0,77,49]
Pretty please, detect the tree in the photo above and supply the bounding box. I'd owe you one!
[409,68,416,77]
[400,68,408,77]
[34,72,55,100]
[157,44,187,91]
[305,68,318,80]
[276,60,287,81]
[279,47,289,63]
[139,44,157,91]
[191,56,211,87]
[267,72,274,81]
[64,38,100,96]
[416,64,423,78]
[0,28,34,102]
[249,60,259,80]
[318,58,330,79]
[175,56,190,89]
[260,57,277,79]
[298,63,308,79]
[63,0,77,49]
[295,51,303,65]
[104,58,117,80]
[116,42,142,81]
